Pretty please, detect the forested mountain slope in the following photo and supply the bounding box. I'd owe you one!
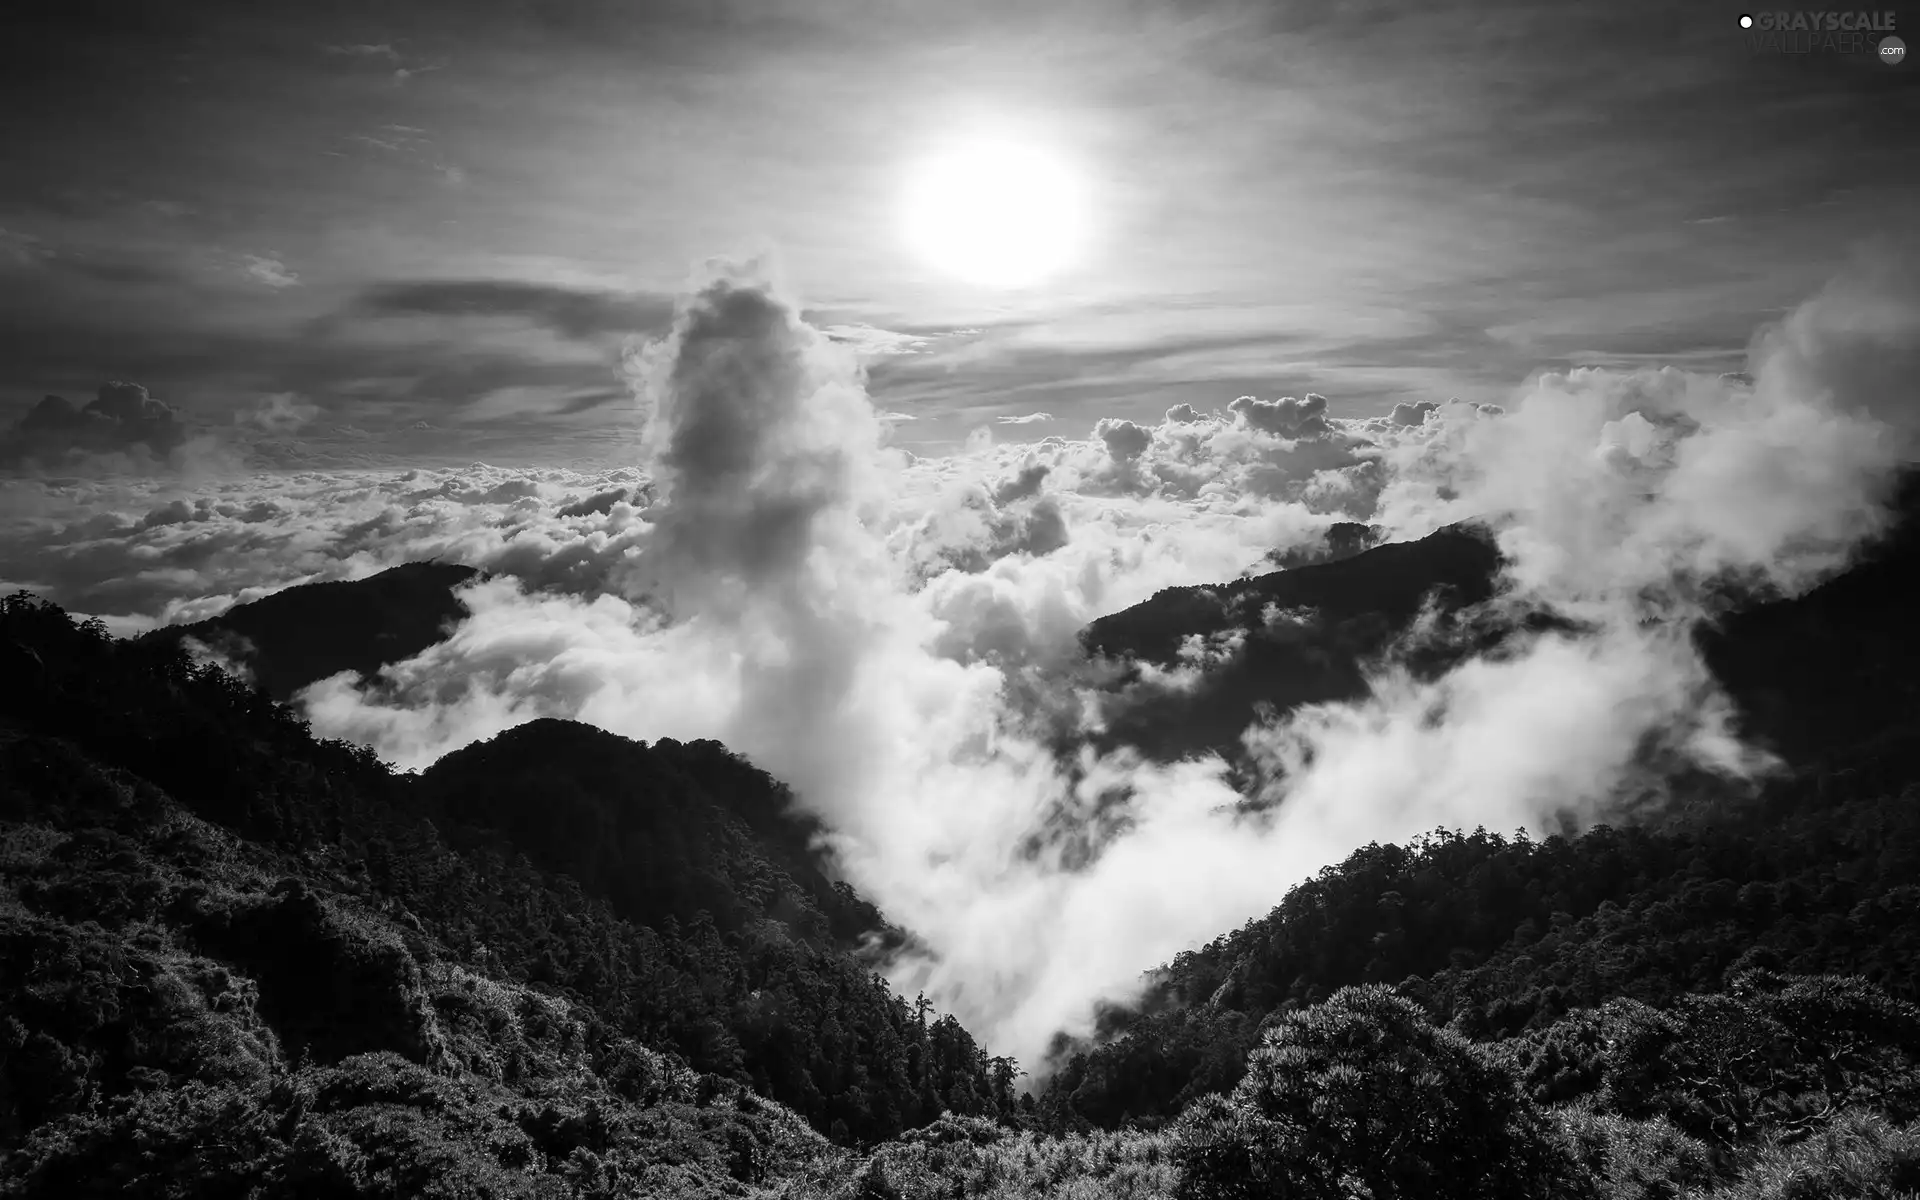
[138,561,481,702]
[0,592,1023,1197]
[1079,525,1505,763]
[1035,474,1920,1148]
[414,721,894,952]
[1082,472,1920,769]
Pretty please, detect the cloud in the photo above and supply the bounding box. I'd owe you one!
[992,462,1050,505]
[1389,399,1439,426]
[243,255,299,289]
[324,43,401,60]
[0,461,653,623]
[233,392,321,435]
[352,279,676,341]
[821,323,930,357]
[1368,362,1905,612]
[0,226,49,266]
[392,60,449,86]
[1,382,188,469]
[1743,246,1920,436]
[1092,418,1151,463]
[998,412,1054,425]
[1228,392,1330,438]
[321,41,445,85]
[556,487,631,518]
[0,376,435,479]
[16,257,1914,1082]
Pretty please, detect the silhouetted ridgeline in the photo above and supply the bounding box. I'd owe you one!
[1081,471,1920,769]
[416,720,895,951]
[1079,524,1552,763]
[139,561,482,702]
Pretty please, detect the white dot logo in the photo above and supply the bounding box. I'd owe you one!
[1739,13,1754,28]
[1882,35,1908,64]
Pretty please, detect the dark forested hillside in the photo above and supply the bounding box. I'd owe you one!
[1038,771,1920,1131]
[1079,525,1511,762]
[138,561,480,701]
[415,721,893,951]
[1083,471,1920,771]
[1082,523,1502,668]
[1697,479,1920,763]
[0,592,1023,1197]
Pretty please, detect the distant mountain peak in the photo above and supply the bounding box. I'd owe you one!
[142,561,482,701]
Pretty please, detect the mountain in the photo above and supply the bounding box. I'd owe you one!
[139,561,481,701]
[0,592,1027,1196]
[1079,524,1517,763]
[1083,474,1920,769]
[9,594,1920,1196]
[414,719,895,951]
[1031,475,1920,1143]
[10,478,1920,1196]
[1696,476,1920,763]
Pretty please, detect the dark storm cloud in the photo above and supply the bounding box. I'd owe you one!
[352,280,677,341]
[1,382,186,467]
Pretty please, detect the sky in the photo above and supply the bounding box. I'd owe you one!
[3,0,1920,1074]
[1,0,1915,462]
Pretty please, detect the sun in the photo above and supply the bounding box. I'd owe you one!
[898,135,1090,289]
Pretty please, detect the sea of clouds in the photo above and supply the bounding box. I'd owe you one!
[2,254,1915,1075]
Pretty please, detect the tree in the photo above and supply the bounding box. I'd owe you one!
[1173,985,1587,1200]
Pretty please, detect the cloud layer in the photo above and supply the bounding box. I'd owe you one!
[5,256,1914,1076]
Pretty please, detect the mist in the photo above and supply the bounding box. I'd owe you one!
[288,257,1918,1074]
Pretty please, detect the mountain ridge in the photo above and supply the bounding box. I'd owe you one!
[139,561,483,702]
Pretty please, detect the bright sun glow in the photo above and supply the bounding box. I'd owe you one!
[899,136,1089,289]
